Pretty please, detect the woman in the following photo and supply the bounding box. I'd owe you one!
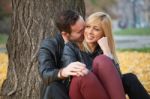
[61,12,126,99]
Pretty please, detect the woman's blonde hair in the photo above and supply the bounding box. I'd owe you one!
[83,12,118,63]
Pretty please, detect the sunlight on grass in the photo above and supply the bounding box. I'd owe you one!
[0,53,8,88]
[118,51,150,93]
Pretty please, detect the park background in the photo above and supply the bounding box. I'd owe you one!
[0,0,150,98]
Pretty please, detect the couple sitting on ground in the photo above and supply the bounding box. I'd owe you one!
[38,10,150,99]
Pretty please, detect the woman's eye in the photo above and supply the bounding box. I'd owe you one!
[85,25,90,28]
[94,28,100,31]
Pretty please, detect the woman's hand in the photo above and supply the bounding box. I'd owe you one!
[97,37,109,52]
[97,37,113,59]
[58,62,89,78]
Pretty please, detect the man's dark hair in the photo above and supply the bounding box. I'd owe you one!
[55,10,80,34]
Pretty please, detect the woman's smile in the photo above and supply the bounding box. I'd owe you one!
[87,35,95,40]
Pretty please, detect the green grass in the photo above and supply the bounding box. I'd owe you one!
[117,47,150,53]
[114,28,150,36]
[0,34,8,44]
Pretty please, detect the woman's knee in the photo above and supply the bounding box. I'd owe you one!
[81,72,100,86]
[93,55,114,70]
[71,76,82,83]
[71,72,98,86]
[70,76,83,88]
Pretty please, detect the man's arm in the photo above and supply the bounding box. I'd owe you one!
[61,43,88,77]
[38,39,60,85]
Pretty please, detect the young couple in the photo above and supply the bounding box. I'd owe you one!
[38,10,150,99]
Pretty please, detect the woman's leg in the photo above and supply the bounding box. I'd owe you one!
[122,73,150,99]
[92,55,126,99]
[69,72,110,99]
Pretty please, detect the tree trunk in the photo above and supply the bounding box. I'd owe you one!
[0,0,85,99]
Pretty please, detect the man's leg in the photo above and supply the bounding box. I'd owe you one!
[122,73,150,99]
[43,82,69,99]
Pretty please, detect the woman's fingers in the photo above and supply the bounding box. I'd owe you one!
[63,61,87,77]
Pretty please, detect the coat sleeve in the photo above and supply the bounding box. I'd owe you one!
[38,39,60,85]
[61,43,78,67]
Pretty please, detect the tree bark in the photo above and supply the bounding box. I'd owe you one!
[0,0,85,99]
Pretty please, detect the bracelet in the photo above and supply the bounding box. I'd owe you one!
[59,68,65,79]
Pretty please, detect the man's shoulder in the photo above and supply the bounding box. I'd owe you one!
[41,37,57,47]
[65,42,78,49]
[40,37,59,50]
[43,36,57,43]
[64,42,79,54]
[41,33,63,46]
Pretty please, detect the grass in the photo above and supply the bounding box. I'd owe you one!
[117,47,150,53]
[0,34,8,45]
[117,51,150,93]
[0,53,8,88]
[114,28,150,36]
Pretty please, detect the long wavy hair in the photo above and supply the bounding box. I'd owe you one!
[83,12,118,63]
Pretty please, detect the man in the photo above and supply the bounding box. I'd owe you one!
[38,10,150,99]
[38,10,87,99]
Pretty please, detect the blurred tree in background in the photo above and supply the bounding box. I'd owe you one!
[0,0,11,34]
[0,0,85,99]
[85,0,118,17]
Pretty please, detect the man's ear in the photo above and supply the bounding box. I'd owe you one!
[61,31,70,42]
[62,31,69,37]
[61,31,66,35]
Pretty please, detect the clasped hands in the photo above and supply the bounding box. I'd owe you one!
[59,62,89,78]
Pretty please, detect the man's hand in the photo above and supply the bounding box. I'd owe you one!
[59,62,89,78]
[97,37,113,59]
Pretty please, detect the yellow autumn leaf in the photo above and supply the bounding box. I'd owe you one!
[117,51,150,93]
[0,53,8,88]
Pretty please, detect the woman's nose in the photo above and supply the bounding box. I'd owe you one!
[88,28,93,34]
